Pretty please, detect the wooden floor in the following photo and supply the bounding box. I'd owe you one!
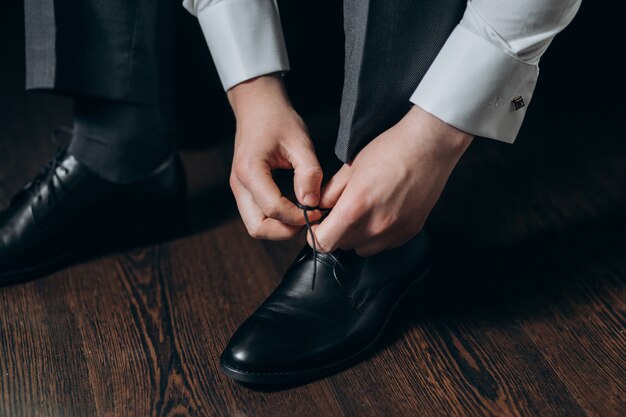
[1,8,625,417]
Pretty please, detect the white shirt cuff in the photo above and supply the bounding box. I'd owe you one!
[193,0,290,91]
[410,25,538,143]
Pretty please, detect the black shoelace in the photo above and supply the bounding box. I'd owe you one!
[295,202,331,290]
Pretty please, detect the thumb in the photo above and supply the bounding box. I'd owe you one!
[306,195,353,253]
[319,164,351,209]
[289,142,324,207]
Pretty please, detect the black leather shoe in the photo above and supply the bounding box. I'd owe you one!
[220,232,431,385]
[0,149,187,284]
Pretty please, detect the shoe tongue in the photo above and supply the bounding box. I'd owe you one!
[296,248,366,293]
[328,249,368,291]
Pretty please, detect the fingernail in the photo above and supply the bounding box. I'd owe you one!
[303,193,319,206]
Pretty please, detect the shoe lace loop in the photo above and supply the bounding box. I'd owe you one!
[295,202,331,290]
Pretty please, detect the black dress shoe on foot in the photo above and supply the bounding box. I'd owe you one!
[0,149,187,284]
[220,232,431,385]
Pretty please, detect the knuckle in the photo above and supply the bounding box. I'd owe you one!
[369,224,385,237]
[233,155,253,178]
[229,173,238,190]
[232,159,246,178]
[261,201,281,219]
[372,215,397,235]
[299,165,323,179]
[247,225,264,240]
[314,235,333,253]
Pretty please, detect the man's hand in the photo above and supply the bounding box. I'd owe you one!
[309,105,473,256]
[228,74,323,240]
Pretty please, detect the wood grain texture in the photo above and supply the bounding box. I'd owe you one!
[1,1,624,416]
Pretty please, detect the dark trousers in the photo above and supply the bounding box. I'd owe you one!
[338,0,465,160]
[25,0,177,181]
[24,0,465,164]
[25,0,176,103]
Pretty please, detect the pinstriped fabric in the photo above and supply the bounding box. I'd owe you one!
[24,0,56,91]
[336,0,466,162]
[24,0,175,104]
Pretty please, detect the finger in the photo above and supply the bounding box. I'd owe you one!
[232,178,302,240]
[305,223,342,252]
[307,219,374,253]
[238,160,308,225]
[319,164,351,209]
[254,218,303,241]
[307,190,363,253]
[287,142,324,207]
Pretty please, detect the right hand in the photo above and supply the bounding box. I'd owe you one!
[227,74,323,240]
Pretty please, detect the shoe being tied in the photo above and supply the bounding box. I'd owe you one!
[220,231,431,385]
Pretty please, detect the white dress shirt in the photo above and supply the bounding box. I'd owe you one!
[182,0,289,91]
[183,0,581,143]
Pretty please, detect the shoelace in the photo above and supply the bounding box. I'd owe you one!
[295,202,331,290]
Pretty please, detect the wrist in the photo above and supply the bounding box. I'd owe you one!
[404,105,473,160]
[227,73,292,119]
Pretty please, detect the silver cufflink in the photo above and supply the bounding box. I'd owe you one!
[512,96,525,110]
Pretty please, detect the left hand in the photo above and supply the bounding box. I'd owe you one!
[308,105,473,257]
[227,74,323,241]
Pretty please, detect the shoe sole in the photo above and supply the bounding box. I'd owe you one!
[219,265,431,386]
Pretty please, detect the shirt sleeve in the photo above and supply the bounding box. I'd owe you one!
[410,0,582,143]
[182,0,290,91]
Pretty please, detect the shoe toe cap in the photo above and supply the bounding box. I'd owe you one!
[220,313,313,374]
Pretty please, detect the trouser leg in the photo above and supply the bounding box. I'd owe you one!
[336,0,466,162]
[24,0,176,182]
